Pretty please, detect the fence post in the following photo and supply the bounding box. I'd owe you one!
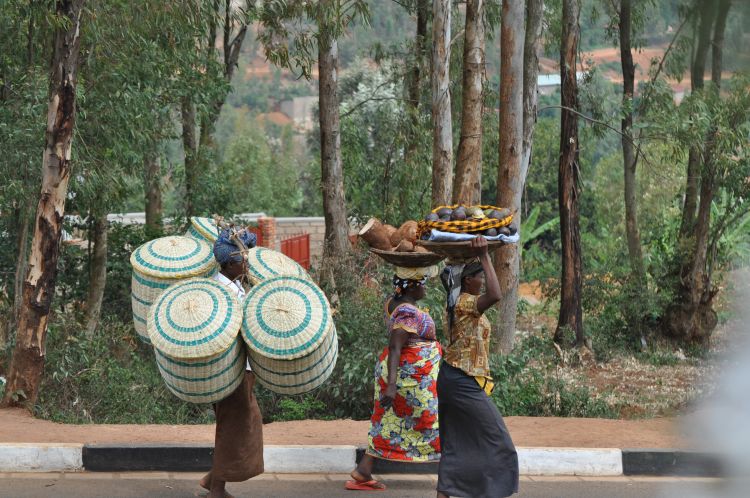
[258,217,277,249]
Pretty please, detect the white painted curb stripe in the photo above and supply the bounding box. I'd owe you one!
[0,444,623,475]
[0,443,84,472]
[264,445,356,473]
[518,447,623,476]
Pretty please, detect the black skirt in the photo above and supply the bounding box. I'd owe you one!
[437,362,519,497]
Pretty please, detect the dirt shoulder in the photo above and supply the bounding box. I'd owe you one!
[0,408,685,448]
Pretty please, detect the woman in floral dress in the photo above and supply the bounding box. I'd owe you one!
[346,266,442,491]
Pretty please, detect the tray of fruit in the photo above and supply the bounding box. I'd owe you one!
[357,218,445,267]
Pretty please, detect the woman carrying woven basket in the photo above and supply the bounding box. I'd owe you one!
[200,229,264,498]
[436,236,518,498]
[346,266,442,491]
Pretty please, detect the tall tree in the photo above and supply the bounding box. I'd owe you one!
[666,0,733,342]
[258,0,369,270]
[404,0,429,170]
[181,0,253,215]
[144,151,163,234]
[453,0,485,206]
[554,0,585,348]
[494,0,543,354]
[431,0,453,207]
[318,23,350,264]
[2,0,85,407]
[618,0,646,286]
[493,0,527,354]
[85,214,107,336]
[678,0,716,238]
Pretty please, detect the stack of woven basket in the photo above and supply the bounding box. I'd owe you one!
[129,216,339,402]
[241,276,337,395]
[147,278,246,404]
[130,234,217,343]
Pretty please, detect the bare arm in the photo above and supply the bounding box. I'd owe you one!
[380,328,410,409]
[474,236,501,314]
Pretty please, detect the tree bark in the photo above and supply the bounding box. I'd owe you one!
[181,96,198,216]
[493,0,526,354]
[554,0,584,347]
[619,0,645,285]
[85,215,107,336]
[430,0,453,207]
[679,0,715,238]
[144,152,163,234]
[318,34,350,264]
[404,0,428,168]
[453,0,485,206]
[2,0,85,408]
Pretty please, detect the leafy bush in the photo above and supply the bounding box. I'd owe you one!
[36,316,213,424]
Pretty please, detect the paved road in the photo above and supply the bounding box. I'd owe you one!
[0,473,726,498]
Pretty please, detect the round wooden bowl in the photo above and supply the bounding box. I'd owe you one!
[369,248,445,267]
[415,240,506,259]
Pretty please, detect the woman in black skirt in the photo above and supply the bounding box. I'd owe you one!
[437,236,519,498]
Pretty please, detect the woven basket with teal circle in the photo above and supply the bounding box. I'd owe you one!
[248,322,338,395]
[241,276,331,360]
[147,277,242,359]
[246,247,309,285]
[154,337,246,404]
[130,236,217,343]
[130,235,215,279]
[185,216,219,245]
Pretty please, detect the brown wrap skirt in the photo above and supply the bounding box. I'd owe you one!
[212,371,264,482]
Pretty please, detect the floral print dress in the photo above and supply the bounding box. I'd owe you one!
[366,300,442,462]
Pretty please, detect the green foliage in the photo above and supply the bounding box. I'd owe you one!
[271,397,331,422]
[490,335,618,418]
[36,317,213,424]
[209,112,304,217]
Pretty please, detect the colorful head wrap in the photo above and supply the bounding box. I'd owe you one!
[392,265,438,297]
[213,228,257,266]
[440,259,483,328]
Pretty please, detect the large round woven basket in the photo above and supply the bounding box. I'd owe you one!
[241,276,331,360]
[246,247,309,285]
[155,338,246,404]
[131,236,215,279]
[185,217,219,245]
[130,236,217,343]
[248,323,338,395]
[147,278,242,359]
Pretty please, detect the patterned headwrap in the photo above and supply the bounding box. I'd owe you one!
[213,228,257,266]
[441,260,483,329]
[392,265,438,297]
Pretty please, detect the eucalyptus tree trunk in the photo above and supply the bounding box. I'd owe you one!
[181,96,198,216]
[492,0,528,354]
[430,0,453,207]
[144,152,163,234]
[2,0,85,408]
[679,0,715,238]
[493,0,544,354]
[85,214,108,336]
[453,0,485,206]
[666,0,731,342]
[404,0,428,169]
[319,34,350,265]
[554,0,585,348]
[619,0,645,286]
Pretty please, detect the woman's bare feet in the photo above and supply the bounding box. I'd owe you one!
[199,472,211,491]
[206,479,234,498]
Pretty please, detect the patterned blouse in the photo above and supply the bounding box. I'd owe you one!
[442,293,492,377]
[385,300,437,342]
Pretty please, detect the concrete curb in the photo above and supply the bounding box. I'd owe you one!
[0,444,723,477]
[0,444,83,472]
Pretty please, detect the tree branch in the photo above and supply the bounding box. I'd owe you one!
[540,105,653,167]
